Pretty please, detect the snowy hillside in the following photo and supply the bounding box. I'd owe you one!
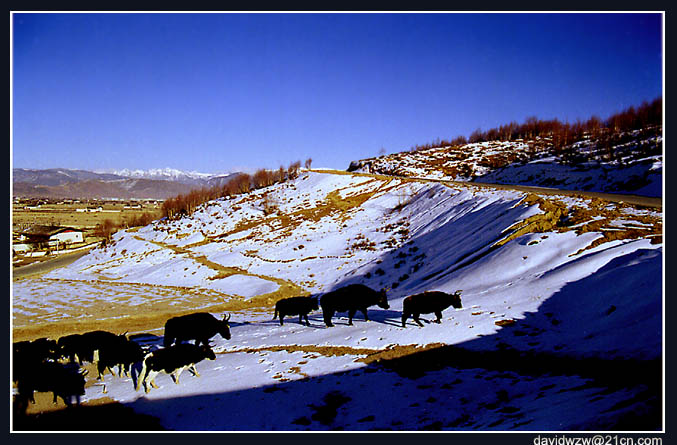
[349,130,662,197]
[12,171,662,431]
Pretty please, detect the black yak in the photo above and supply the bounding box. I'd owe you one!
[401,290,462,327]
[58,330,123,365]
[15,361,87,406]
[13,337,59,385]
[96,335,146,380]
[320,284,389,327]
[163,312,231,347]
[273,296,319,326]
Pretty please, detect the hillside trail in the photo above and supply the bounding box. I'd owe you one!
[139,237,308,305]
[311,169,662,209]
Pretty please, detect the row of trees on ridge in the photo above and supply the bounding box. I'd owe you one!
[408,98,662,153]
[161,159,311,220]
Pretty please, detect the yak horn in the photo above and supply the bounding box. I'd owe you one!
[223,313,231,323]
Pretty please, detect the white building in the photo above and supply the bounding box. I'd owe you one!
[20,225,85,248]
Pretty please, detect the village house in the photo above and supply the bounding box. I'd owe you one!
[19,225,85,251]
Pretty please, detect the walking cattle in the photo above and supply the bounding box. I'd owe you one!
[13,338,59,385]
[58,330,122,365]
[137,343,216,393]
[273,296,319,326]
[320,284,389,327]
[15,361,87,406]
[57,333,87,364]
[163,312,231,347]
[96,335,146,380]
[401,290,463,327]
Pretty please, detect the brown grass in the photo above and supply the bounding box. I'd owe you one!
[494,194,662,255]
[13,204,161,231]
[225,343,446,365]
[213,178,392,244]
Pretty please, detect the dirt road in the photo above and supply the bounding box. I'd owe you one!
[468,181,662,208]
[12,249,91,280]
[312,169,662,209]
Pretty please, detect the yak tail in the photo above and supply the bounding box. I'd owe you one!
[273,307,278,320]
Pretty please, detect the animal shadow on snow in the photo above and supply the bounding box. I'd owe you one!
[324,309,403,328]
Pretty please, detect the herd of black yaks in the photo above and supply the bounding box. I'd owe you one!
[13,284,463,409]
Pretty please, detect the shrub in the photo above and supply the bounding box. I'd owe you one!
[124,212,157,228]
[161,160,308,220]
[94,219,116,244]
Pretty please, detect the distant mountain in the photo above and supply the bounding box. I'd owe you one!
[13,168,125,187]
[12,167,242,199]
[205,173,243,188]
[13,178,198,200]
[110,168,218,186]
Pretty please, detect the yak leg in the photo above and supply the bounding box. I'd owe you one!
[303,314,311,326]
[361,308,369,321]
[190,364,200,377]
[141,375,152,393]
[299,314,304,325]
[413,313,424,327]
[97,362,106,380]
[144,370,159,392]
[280,314,285,326]
[323,310,335,327]
[348,309,358,325]
[434,311,443,323]
[401,312,409,328]
[172,367,185,384]
[136,364,148,391]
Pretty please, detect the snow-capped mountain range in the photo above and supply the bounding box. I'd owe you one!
[109,168,220,184]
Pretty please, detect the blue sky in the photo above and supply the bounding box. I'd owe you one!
[12,12,663,174]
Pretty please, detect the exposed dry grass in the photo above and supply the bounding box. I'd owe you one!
[212,178,393,245]
[13,204,161,230]
[225,343,446,365]
[495,193,662,255]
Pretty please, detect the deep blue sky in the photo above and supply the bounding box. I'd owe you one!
[12,12,663,174]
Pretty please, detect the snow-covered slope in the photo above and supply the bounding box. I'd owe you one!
[13,171,662,431]
[350,130,662,197]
